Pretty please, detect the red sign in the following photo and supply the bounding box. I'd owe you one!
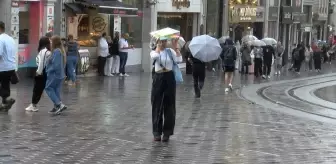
[11,1,19,7]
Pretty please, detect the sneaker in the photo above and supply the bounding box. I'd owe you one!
[275,72,278,75]
[25,104,39,112]
[108,74,114,77]
[119,74,124,77]
[55,104,67,115]
[267,76,271,79]
[225,88,229,93]
[124,73,129,77]
[153,136,161,142]
[228,84,233,90]
[0,98,15,111]
[262,75,266,79]
[49,107,57,113]
[212,68,216,72]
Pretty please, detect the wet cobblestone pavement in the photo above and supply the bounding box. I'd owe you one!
[2,63,336,163]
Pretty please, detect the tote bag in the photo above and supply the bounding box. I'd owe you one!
[166,49,183,84]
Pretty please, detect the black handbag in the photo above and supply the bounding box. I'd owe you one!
[11,71,19,84]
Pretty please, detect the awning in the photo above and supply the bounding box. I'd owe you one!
[64,3,85,15]
[78,0,139,16]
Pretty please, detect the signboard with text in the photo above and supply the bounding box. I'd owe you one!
[229,6,259,23]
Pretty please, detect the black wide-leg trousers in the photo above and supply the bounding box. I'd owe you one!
[151,71,176,137]
[192,63,205,96]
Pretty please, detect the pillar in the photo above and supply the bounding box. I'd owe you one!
[141,3,156,72]
[264,0,269,37]
[222,0,229,36]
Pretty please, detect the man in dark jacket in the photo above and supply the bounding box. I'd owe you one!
[221,38,237,93]
[262,45,275,79]
[187,45,206,98]
[293,43,305,73]
[240,44,251,74]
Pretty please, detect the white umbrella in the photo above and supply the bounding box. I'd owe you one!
[242,35,258,43]
[248,40,266,47]
[262,38,277,45]
[189,35,222,62]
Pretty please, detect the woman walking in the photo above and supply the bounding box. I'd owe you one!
[240,44,251,74]
[304,45,313,71]
[312,43,322,72]
[252,46,263,77]
[274,42,284,75]
[25,37,51,112]
[65,35,79,85]
[187,42,206,98]
[151,38,182,142]
[45,36,67,114]
[221,38,237,93]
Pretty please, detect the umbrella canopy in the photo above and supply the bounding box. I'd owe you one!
[262,38,277,45]
[248,40,266,47]
[189,35,222,62]
[242,35,258,43]
[150,27,180,40]
[218,36,230,44]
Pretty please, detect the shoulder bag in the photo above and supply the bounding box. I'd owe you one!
[166,48,183,84]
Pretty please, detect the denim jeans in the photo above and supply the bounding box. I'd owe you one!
[45,78,63,105]
[119,52,128,74]
[66,56,78,82]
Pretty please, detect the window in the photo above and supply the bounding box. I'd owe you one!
[121,0,143,48]
[19,11,29,44]
[206,0,219,37]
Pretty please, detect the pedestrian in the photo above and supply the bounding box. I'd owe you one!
[0,21,16,111]
[111,32,120,75]
[221,38,237,93]
[150,37,182,142]
[312,43,322,72]
[252,46,263,77]
[25,37,51,112]
[240,43,251,74]
[262,45,275,79]
[119,33,133,77]
[45,36,67,114]
[292,43,305,74]
[65,35,79,85]
[275,42,284,75]
[104,36,114,76]
[304,45,313,71]
[187,42,206,98]
[288,43,297,71]
[97,32,109,76]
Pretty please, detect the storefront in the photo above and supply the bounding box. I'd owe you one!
[153,0,203,42]
[65,0,143,72]
[228,5,265,42]
[0,0,57,75]
[280,6,293,62]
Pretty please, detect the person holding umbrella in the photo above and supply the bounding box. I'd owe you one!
[150,37,182,142]
[262,45,275,79]
[221,38,237,93]
[186,42,206,98]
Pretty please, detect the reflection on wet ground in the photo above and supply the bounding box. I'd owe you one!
[1,63,336,163]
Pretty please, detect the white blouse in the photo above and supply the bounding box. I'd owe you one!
[36,48,51,75]
[150,48,183,72]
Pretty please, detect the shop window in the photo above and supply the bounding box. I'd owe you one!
[76,15,97,47]
[121,0,143,48]
[19,11,30,44]
[121,17,142,48]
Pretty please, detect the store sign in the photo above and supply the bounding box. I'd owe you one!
[229,6,257,22]
[11,1,19,7]
[92,17,106,32]
[97,8,138,16]
[281,6,293,24]
[172,0,190,9]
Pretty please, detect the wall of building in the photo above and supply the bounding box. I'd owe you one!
[0,0,11,34]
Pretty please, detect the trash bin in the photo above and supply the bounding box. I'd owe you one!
[77,49,90,75]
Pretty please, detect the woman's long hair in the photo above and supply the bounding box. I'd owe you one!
[38,36,51,52]
[51,35,66,66]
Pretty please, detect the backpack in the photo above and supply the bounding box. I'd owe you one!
[221,46,236,65]
[293,49,300,60]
